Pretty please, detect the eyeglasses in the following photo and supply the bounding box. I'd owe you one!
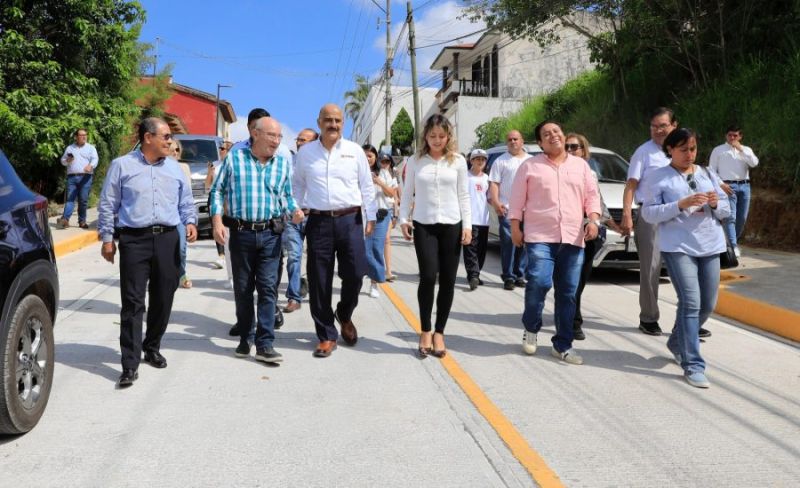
[650,123,672,131]
[149,132,173,141]
[256,130,282,140]
[686,172,697,191]
[565,143,583,152]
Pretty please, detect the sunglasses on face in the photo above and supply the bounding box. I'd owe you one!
[565,143,583,152]
[150,132,173,141]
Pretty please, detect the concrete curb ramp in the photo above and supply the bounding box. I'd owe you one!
[717,271,800,342]
[54,230,100,258]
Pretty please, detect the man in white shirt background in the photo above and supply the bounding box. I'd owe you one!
[709,125,759,257]
[59,128,99,229]
[293,104,377,358]
[489,130,529,291]
[621,107,677,337]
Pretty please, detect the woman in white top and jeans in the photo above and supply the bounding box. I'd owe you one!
[363,145,398,298]
[400,115,472,358]
[641,128,730,389]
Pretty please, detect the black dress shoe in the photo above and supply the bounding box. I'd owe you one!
[143,351,167,368]
[573,326,586,341]
[118,369,138,387]
[503,279,516,290]
[229,324,241,336]
[639,321,663,336]
[514,278,526,287]
[699,327,711,338]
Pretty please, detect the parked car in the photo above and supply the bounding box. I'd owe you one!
[0,149,59,434]
[484,144,639,269]
[173,134,223,236]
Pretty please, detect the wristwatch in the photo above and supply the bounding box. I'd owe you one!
[587,219,602,228]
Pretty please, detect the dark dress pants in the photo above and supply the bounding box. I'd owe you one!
[462,225,489,279]
[305,212,367,342]
[118,229,180,370]
[574,237,600,326]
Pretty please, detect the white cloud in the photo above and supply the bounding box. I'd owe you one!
[227,115,298,151]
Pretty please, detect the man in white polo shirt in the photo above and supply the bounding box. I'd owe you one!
[710,125,759,257]
[489,129,529,291]
[621,107,677,337]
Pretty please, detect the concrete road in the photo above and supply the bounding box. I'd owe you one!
[1,232,798,487]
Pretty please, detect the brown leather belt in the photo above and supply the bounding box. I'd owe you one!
[308,206,360,217]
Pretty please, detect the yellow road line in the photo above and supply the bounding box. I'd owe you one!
[380,283,564,488]
[54,231,100,258]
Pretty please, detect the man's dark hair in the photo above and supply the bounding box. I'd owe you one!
[247,108,270,128]
[75,128,88,136]
[662,127,697,156]
[650,107,676,123]
[533,119,562,143]
[302,128,319,140]
[138,117,164,142]
[726,124,741,133]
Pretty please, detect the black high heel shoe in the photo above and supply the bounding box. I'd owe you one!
[432,332,447,358]
[418,332,433,358]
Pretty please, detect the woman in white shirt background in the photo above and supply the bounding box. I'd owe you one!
[640,128,730,389]
[400,114,472,358]
[362,144,398,298]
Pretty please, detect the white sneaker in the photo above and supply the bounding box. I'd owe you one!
[212,257,225,269]
[369,283,380,298]
[551,347,583,365]
[522,331,537,355]
[733,246,741,258]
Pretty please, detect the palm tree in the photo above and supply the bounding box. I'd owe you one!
[343,74,371,122]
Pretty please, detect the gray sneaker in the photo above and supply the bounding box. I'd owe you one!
[685,372,710,388]
[255,347,283,364]
[522,331,537,355]
[551,347,583,365]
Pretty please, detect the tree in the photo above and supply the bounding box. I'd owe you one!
[391,108,414,155]
[343,74,371,122]
[474,116,508,149]
[0,0,146,195]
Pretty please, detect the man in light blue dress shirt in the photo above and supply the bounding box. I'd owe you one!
[59,128,99,229]
[98,117,197,387]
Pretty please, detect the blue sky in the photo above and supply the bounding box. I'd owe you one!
[137,0,484,144]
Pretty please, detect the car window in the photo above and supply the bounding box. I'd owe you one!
[589,154,629,182]
[177,139,219,164]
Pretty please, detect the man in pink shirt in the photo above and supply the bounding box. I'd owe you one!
[509,120,601,365]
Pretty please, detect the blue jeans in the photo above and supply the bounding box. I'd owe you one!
[229,228,282,350]
[724,182,751,246]
[522,243,584,353]
[499,215,527,281]
[365,212,391,283]
[282,219,306,301]
[62,174,93,223]
[662,252,720,375]
[177,224,187,278]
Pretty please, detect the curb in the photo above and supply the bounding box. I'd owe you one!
[715,270,800,342]
[54,231,100,258]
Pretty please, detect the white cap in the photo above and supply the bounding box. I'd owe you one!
[469,148,488,160]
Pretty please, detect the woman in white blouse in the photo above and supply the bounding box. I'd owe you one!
[399,114,472,358]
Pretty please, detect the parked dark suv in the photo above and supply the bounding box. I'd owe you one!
[0,149,59,434]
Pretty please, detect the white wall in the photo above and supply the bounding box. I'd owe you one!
[448,96,524,153]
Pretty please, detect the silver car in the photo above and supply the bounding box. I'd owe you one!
[483,144,639,269]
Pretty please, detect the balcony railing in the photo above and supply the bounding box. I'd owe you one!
[438,78,493,108]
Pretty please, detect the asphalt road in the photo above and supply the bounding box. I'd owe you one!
[1,233,798,487]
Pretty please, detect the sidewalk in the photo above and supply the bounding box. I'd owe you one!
[51,206,101,258]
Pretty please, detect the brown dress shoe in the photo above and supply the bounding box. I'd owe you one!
[59,218,69,229]
[283,300,301,313]
[313,340,337,358]
[78,222,89,229]
[335,310,358,346]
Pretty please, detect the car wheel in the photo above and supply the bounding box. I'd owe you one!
[0,294,55,434]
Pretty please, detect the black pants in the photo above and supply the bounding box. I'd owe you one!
[118,229,180,370]
[462,225,489,280]
[305,212,367,341]
[413,221,462,333]
[574,238,600,326]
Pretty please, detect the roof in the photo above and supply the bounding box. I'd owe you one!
[170,82,236,124]
[429,31,502,70]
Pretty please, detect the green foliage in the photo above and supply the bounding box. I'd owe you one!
[391,108,414,155]
[0,0,146,196]
[474,116,509,148]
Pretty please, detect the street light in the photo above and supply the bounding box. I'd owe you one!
[215,83,232,138]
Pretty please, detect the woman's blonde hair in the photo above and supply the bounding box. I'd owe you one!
[418,114,458,163]
[565,132,591,161]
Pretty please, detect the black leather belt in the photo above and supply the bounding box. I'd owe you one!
[308,206,360,217]
[119,225,176,235]
[223,215,281,231]
[723,179,749,184]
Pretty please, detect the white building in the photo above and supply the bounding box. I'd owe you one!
[351,84,439,150]
[430,13,606,152]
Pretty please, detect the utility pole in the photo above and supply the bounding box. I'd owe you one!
[407,1,421,150]
[215,84,232,138]
[384,0,392,152]
[152,37,160,79]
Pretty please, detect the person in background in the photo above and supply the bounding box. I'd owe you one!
[463,148,490,291]
[489,130,529,290]
[206,141,232,270]
[383,154,400,282]
[621,107,678,337]
[564,133,621,340]
[399,114,471,359]
[509,120,601,365]
[171,140,192,289]
[59,128,99,229]
[362,145,396,298]
[709,125,759,258]
[98,117,197,387]
[640,128,730,388]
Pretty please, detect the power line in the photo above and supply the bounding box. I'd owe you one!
[330,0,356,99]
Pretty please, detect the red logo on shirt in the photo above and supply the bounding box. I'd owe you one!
[475,184,483,191]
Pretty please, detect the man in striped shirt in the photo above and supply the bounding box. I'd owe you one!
[210,116,304,364]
